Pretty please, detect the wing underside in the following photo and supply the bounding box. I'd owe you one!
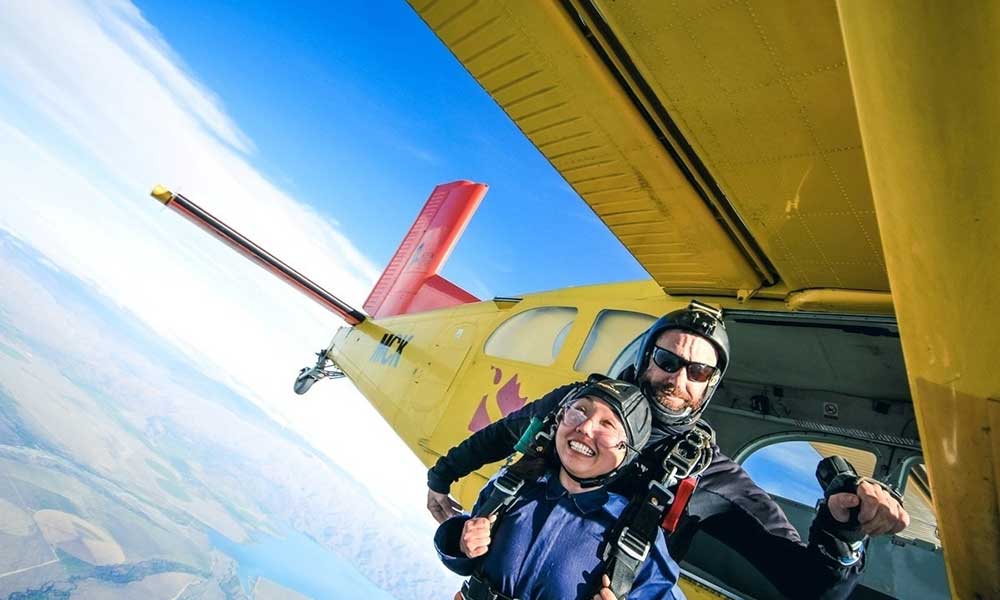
[410,0,887,301]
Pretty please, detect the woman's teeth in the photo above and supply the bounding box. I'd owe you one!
[569,440,595,457]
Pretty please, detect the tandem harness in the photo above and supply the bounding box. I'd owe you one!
[600,420,715,599]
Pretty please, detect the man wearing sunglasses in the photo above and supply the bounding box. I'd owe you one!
[428,301,909,599]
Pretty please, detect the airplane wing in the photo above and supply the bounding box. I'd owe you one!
[409,1,887,304]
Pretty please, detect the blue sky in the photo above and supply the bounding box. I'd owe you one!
[743,441,824,507]
[0,0,645,537]
[133,0,648,299]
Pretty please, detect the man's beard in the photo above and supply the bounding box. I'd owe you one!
[639,373,701,415]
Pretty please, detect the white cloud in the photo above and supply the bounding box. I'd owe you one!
[0,0,430,517]
[89,0,256,154]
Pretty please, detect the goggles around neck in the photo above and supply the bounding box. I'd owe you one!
[651,346,718,383]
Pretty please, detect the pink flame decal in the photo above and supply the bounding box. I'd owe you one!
[496,374,528,416]
[467,370,529,432]
[468,395,491,432]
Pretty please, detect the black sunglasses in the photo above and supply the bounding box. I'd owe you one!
[650,347,718,382]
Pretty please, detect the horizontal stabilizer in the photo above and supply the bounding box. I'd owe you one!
[364,181,487,318]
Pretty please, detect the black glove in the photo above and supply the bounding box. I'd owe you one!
[810,456,867,566]
[810,456,905,567]
[815,456,865,543]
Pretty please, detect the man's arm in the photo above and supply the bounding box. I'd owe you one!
[688,451,858,599]
[697,506,864,600]
[690,452,907,599]
[426,382,580,522]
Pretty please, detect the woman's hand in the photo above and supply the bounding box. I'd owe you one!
[593,574,618,600]
[459,515,496,558]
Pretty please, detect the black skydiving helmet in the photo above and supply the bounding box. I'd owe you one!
[632,300,730,427]
[558,379,652,489]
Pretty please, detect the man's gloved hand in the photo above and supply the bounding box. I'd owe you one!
[427,488,463,524]
[815,455,910,560]
[829,479,910,537]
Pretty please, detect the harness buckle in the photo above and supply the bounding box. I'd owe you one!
[493,471,525,497]
[660,426,713,480]
[616,526,651,563]
[649,478,677,505]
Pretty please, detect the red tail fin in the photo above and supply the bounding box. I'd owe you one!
[363,181,487,318]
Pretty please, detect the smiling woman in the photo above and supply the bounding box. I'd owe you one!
[432,380,684,600]
[556,397,631,488]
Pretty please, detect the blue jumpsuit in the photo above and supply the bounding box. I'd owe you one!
[435,471,685,600]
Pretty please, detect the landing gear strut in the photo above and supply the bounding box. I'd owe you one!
[293,348,344,395]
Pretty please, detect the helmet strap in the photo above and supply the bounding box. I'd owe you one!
[562,464,620,489]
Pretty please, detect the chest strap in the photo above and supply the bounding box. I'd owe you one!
[600,421,715,599]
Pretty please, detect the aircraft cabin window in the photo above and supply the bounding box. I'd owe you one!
[574,310,656,375]
[900,462,939,547]
[484,307,577,366]
[741,440,876,507]
[606,334,644,379]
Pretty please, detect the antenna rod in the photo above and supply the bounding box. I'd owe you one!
[150,185,366,325]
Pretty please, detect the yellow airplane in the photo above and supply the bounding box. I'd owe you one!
[151,1,998,598]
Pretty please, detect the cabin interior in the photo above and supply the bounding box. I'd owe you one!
[686,311,946,599]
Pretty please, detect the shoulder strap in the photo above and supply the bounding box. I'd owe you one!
[473,467,528,519]
[600,421,715,598]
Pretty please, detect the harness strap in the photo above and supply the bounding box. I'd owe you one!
[473,469,526,519]
[600,421,715,599]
